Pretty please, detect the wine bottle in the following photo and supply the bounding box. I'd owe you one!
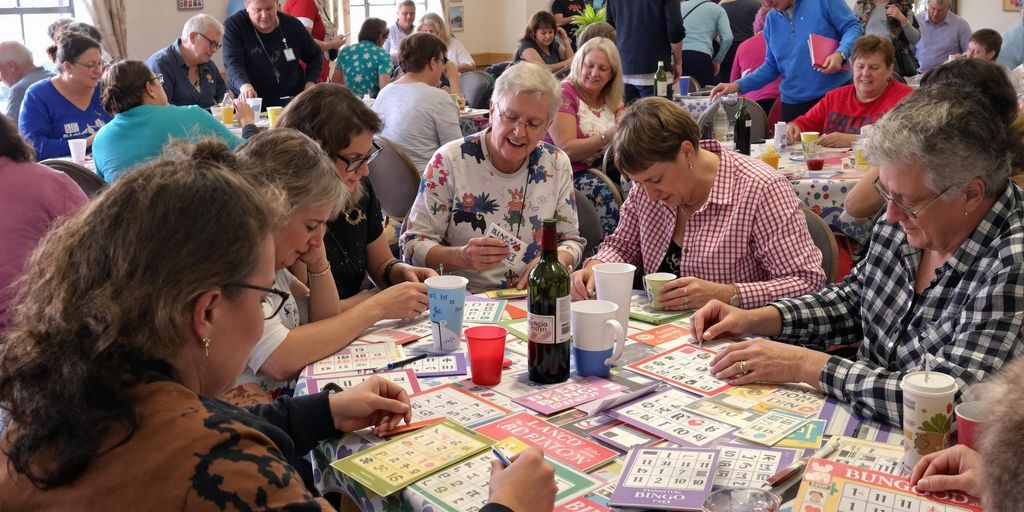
[734,100,752,155]
[527,218,571,384]
[654,61,670,99]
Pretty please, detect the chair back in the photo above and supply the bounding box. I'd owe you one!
[459,71,493,109]
[39,159,106,199]
[366,137,422,224]
[767,98,782,135]
[578,167,623,207]
[574,189,603,258]
[697,98,769,141]
[681,75,701,93]
[802,207,839,282]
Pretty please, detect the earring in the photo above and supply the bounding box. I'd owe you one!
[203,336,211,357]
[688,161,694,172]
[964,210,970,217]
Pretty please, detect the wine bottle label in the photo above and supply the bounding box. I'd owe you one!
[528,313,557,344]
[743,120,751,128]
[556,295,571,343]
[656,82,667,97]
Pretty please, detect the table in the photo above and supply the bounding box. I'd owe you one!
[295,294,903,511]
[674,95,715,119]
[459,107,489,137]
[51,155,97,172]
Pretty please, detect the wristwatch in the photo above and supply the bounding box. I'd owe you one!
[836,50,847,63]
[728,284,741,308]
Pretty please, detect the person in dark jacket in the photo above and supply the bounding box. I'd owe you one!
[605,0,684,103]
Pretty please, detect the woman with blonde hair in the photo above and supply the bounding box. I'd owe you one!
[417,12,475,73]
[545,37,624,237]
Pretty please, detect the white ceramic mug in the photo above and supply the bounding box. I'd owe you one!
[571,300,626,377]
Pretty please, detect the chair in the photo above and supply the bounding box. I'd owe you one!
[578,167,623,208]
[697,97,769,141]
[366,137,422,225]
[767,98,782,135]
[802,207,839,283]
[485,60,515,80]
[575,189,603,258]
[39,159,106,199]
[459,71,493,109]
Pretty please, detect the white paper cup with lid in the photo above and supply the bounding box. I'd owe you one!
[900,371,957,471]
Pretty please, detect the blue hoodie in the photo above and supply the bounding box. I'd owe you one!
[737,0,861,104]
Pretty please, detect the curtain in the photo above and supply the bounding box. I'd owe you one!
[83,0,128,60]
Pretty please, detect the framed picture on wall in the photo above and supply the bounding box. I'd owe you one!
[1004,0,1023,11]
[449,5,464,32]
[178,0,203,10]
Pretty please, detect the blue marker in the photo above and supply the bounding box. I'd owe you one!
[491,447,512,468]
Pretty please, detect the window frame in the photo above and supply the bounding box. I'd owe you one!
[0,0,76,46]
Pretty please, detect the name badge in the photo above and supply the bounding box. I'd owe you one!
[283,48,296,61]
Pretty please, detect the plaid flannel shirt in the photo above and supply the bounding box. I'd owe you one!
[771,183,1024,428]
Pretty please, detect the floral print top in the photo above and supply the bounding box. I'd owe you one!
[335,40,392,97]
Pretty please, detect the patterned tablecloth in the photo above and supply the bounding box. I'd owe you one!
[459,108,489,137]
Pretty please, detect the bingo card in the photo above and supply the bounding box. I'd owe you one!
[733,411,809,446]
[628,294,690,325]
[712,444,796,489]
[355,318,433,345]
[609,447,718,511]
[604,388,734,447]
[794,458,982,512]
[406,352,468,377]
[305,342,403,376]
[330,419,493,497]
[462,299,506,324]
[409,384,511,427]
[305,368,421,396]
[513,377,626,415]
[626,343,731,396]
[825,435,906,475]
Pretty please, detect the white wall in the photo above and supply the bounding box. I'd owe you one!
[958,0,1021,32]
[124,0,231,66]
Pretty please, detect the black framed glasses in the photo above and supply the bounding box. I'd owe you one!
[872,176,952,219]
[196,32,223,51]
[225,283,290,319]
[151,74,164,85]
[494,104,548,135]
[337,140,382,173]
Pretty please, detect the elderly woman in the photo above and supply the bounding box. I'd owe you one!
[373,33,463,172]
[401,62,585,293]
[92,60,256,182]
[693,85,1024,429]
[417,12,475,73]
[223,128,429,403]
[146,14,229,108]
[279,84,438,302]
[786,35,912,148]
[18,32,111,160]
[514,11,574,72]
[856,0,919,77]
[0,139,553,512]
[570,97,825,308]
[545,37,624,237]
[331,17,391,98]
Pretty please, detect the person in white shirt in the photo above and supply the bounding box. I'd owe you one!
[417,12,475,73]
[382,0,416,56]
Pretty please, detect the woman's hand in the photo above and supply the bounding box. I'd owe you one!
[710,82,740,101]
[690,300,782,342]
[708,338,829,387]
[570,266,597,300]
[786,123,801,146]
[297,237,330,274]
[819,52,845,74]
[397,263,438,284]
[657,277,732,310]
[556,26,570,43]
[601,125,617,147]
[910,445,983,496]
[818,132,856,148]
[328,376,412,436]
[885,4,908,24]
[488,448,557,512]
[233,97,256,126]
[368,281,429,320]
[458,237,510,271]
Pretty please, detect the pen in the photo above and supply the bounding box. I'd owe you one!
[371,353,429,373]
[492,447,512,468]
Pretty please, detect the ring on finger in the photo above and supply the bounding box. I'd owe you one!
[739,360,749,375]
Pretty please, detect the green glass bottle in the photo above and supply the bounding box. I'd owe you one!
[527,219,571,384]
[734,100,752,155]
[654,60,669,99]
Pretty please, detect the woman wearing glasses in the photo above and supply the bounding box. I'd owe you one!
[691,85,1024,429]
[402,62,585,293]
[372,32,463,173]
[226,127,429,405]
[146,14,230,108]
[18,32,112,160]
[91,60,256,183]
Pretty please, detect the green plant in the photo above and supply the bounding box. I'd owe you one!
[571,4,606,29]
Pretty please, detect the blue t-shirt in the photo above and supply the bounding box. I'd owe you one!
[335,40,391,97]
[92,104,242,182]
[18,79,111,160]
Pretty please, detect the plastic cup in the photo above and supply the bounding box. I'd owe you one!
[67,138,87,164]
[246,97,263,115]
[266,106,283,128]
[759,150,780,169]
[900,371,957,471]
[643,272,676,310]
[800,131,819,155]
[222,104,235,124]
[425,275,469,353]
[465,325,507,386]
[210,105,223,121]
[571,300,625,377]
[702,487,780,512]
[592,263,635,331]
[955,401,988,451]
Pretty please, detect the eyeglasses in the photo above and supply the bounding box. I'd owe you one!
[494,105,548,134]
[150,74,164,85]
[337,140,382,173]
[872,176,952,219]
[196,32,223,51]
[225,283,291,320]
[73,60,109,71]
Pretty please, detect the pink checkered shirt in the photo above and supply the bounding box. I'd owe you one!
[592,140,826,308]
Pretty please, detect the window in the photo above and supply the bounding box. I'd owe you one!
[347,0,442,35]
[0,0,76,65]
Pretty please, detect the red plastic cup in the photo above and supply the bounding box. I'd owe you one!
[806,158,825,171]
[465,326,507,386]
[955,401,988,451]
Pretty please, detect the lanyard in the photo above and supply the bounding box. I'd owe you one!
[252,24,290,84]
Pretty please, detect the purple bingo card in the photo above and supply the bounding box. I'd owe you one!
[609,447,718,511]
[512,377,626,416]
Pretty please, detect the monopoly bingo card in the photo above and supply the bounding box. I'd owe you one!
[409,384,511,427]
[604,387,734,447]
[305,341,404,376]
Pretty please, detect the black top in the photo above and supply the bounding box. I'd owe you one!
[721,0,762,43]
[145,40,228,108]
[606,0,685,75]
[514,39,564,65]
[324,178,384,299]
[222,10,322,107]
[551,0,591,48]
[658,239,682,274]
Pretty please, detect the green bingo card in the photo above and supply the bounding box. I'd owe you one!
[330,419,493,497]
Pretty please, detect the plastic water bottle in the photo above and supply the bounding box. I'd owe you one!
[773,121,788,153]
[713,105,729,143]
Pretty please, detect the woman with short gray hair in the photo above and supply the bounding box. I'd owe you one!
[146,13,229,107]
[691,84,1024,429]
[402,62,584,292]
